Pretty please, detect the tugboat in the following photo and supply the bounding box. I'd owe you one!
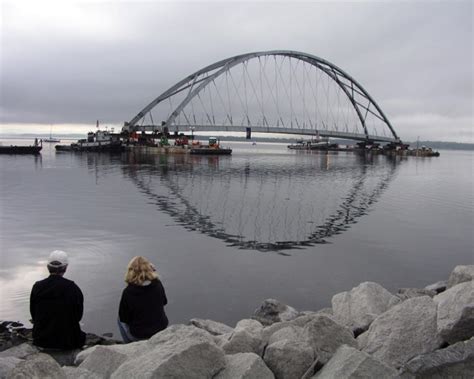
[56,130,124,152]
[0,139,42,155]
[190,137,232,155]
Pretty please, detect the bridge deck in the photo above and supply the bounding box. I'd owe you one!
[133,125,398,143]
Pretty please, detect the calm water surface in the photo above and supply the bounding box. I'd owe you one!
[0,140,473,337]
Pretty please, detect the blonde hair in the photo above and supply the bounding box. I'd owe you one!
[125,256,158,285]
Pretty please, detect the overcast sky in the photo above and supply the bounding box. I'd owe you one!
[1,0,472,142]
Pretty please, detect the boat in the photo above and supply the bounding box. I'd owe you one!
[55,130,124,152]
[43,126,61,143]
[287,136,331,150]
[0,139,42,155]
[190,137,232,155]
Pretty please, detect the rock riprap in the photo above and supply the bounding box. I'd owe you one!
[1,264,473,378]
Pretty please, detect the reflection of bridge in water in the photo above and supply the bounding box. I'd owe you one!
[123,152,400,253]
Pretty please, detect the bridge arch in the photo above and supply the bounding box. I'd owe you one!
[124,50,399,142]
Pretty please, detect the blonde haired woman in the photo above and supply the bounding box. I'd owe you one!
[118,256,168,342]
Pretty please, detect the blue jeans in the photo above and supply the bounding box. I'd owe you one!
[117,319,141,343]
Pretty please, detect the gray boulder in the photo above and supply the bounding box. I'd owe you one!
[79,345,129,378]
[221,319,264,356]
[7,353,65,379]
[363,296,442,368]
[112,325,225,378]
[189,318,233,336]
[399,336,474,378]
[434,281,474,344]
[215,353,274,379]
[387,288,437,309]
[447,265,474,288]
[424,280,447,294]
[0,343,38,359]
[261,321,294,346]
[332,282,397,333]
[304,315,357,364]
[356,330,369,350]
[267,325,307,346]
[313,345,398,379]
[62,366,101,379]
[253,299,299,326]
[263,339,314,379]
[0,356,22,379]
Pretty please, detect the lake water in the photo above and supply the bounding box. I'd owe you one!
[0,140,473,337]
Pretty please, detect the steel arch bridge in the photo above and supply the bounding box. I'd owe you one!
[123,50,401,143]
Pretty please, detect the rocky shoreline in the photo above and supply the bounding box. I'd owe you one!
[1,264,473,378]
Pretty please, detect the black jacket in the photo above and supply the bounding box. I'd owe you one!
[30,275,86,349]
[118,279,168,339]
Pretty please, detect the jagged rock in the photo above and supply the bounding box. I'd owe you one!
[312,345,398,378]
[424,280,447,294]
[356,331,369,350]
[111,324,225,378]
[399,337,474,378]
[363,296,442,368]
[42,349,81,366]
[221,319,264,356]
[0,343,38,359]
[7,353,66,379]
[261,322,294,346]
[434,281,474,344]
[263,339,314,379]
[189,318,233,336]
[267,325,307,346]
[332,282,397,333]
[215,353,274,379]
[447,265,474,288]
[387,288,437,308]
[0,356,22,378]
[75,340,148,367]
[62,366,101,379]
[253,299,299,326]
[79,345,131,378]
[303,315,357,364]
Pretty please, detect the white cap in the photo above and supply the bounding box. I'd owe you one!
[48,250,69,267]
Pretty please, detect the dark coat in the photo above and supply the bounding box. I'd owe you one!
[118,278,168,339]
[30,275,86,349]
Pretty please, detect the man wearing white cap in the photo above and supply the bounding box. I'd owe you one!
[30,250,86,349]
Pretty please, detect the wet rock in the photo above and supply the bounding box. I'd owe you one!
[221,319,264,356]
[434,281,474,344]
[424,280,447,294]
[253,299,299,326]
[0,343,38,359]
[189,318,233,336]
[215,352,274,379]
[7,352,66,379]
[399,336,474,378]
[363,296,442,368]
[332,282,396,333]
[62,366,101,379]
[111,326,225,379]
[447,265,474,288]
[0,356,22,378]
[303,315,357,364]
[313,345,398,379]
[263,339,314,379]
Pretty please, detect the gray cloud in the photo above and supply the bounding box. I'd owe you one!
[1,1,472,142]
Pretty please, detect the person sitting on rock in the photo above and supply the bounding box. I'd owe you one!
[30,250,86,349]
[118,256,168,343]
